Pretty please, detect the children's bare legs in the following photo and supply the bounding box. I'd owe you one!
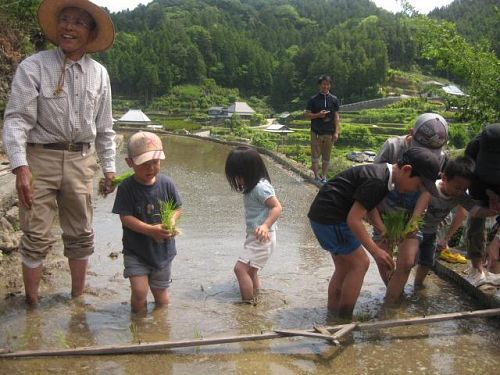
[234,261,260,301]
[130,276,149,312]
[485,234,500,274]
[129,276,170,312]
[328,248,369,318]
[385,238,419,305]
[151,287,170,306]
[414,265,430,287]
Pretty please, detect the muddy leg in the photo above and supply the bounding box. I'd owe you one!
[130,275,149,313]
[385,239,419,305]
[69,258,88,298]
[336,248,369,318]
[414,265,430,287]
[22,263,42,305]
[151,287,170,306]
[234,261,256,301]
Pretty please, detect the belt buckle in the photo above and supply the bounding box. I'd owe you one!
[67,142,78,151]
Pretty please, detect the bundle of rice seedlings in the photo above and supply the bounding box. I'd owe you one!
[98,171,134,197]
[159,199,179,235]
[381,209,423,256]
[111,171,134,186]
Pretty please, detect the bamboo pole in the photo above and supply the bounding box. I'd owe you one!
[329,323,359,345]
[273,329,338,343]
[0,326,349,359]
[355,308,500,330]
[0,308,498,359]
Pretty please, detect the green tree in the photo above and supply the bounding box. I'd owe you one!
[411,16,500,126]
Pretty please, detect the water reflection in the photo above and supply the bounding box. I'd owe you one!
[0,134,499,374]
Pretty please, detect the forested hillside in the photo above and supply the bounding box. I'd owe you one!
[100,0,410,107]
[0,0,498,124]
[430,0,499,56]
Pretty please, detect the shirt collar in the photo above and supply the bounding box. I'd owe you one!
[56,47,88,73]
[387,163,395,191]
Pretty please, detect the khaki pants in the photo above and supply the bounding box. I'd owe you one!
[465,216,486,260]
[310,132,333,164]
[19,145,99,261]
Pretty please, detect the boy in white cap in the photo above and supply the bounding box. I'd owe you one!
[112,132,182,313]
[2,0,116,305]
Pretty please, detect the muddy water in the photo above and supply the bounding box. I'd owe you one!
[0,135,499,374]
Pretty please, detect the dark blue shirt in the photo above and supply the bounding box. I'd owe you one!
[306,92,340,135]
[112,174,181,269]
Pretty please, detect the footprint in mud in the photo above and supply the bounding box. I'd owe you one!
[84,286,118,297]
[231,289,288,311]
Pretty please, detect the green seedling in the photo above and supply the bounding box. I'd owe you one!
[98,171,134,197]
[159,199,178,235]
[382,209,423,256]
[129,322,140,343]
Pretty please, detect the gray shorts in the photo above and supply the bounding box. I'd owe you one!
[123,254,173,289]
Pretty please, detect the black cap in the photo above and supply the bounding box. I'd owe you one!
[476,124,500,185]
[401,147,441,196]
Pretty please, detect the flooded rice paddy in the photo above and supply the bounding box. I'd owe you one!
[0,135,499,374]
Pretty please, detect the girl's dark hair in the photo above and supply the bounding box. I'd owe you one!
[443,156,475,181]
[225,146,271,193]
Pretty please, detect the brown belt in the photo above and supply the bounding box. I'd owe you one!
[27,142,90,152]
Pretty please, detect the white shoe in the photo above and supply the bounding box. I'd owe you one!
[484,272,500,286]
[466,267,486,286]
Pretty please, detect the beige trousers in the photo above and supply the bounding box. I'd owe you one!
[19,145,99,261]
[310,132,333,164]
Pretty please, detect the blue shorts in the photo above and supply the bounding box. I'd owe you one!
[417,232,437,267]
[310,220,361,256]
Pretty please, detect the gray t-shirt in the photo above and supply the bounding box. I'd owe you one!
[244,179,277,233]
[374,136,409,164]
[375,135,447,167]
[374,136,447,215]
[422,180,476,234]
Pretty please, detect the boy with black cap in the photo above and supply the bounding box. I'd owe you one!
[308,147,441,318]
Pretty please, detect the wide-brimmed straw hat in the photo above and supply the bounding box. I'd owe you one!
[37,0,115,53]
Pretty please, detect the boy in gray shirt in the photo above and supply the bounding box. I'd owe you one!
[414,157,499,287]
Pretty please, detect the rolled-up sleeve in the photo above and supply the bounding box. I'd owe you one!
[2,59,39,170]
[94,70,116,173]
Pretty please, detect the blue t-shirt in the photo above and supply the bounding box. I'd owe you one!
[112,174,182,269]
[244,179,277,233]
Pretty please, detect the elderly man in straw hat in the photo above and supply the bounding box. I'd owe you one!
[2,0,116,305]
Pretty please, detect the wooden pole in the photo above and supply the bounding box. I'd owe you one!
[355,308,500,330]
[0,325,349,359]
[0,308,498,359]
[329,323,359,345]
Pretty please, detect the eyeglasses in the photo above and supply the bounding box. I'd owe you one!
[58,15,92,29]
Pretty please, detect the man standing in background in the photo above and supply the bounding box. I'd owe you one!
[305,75,340,184]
